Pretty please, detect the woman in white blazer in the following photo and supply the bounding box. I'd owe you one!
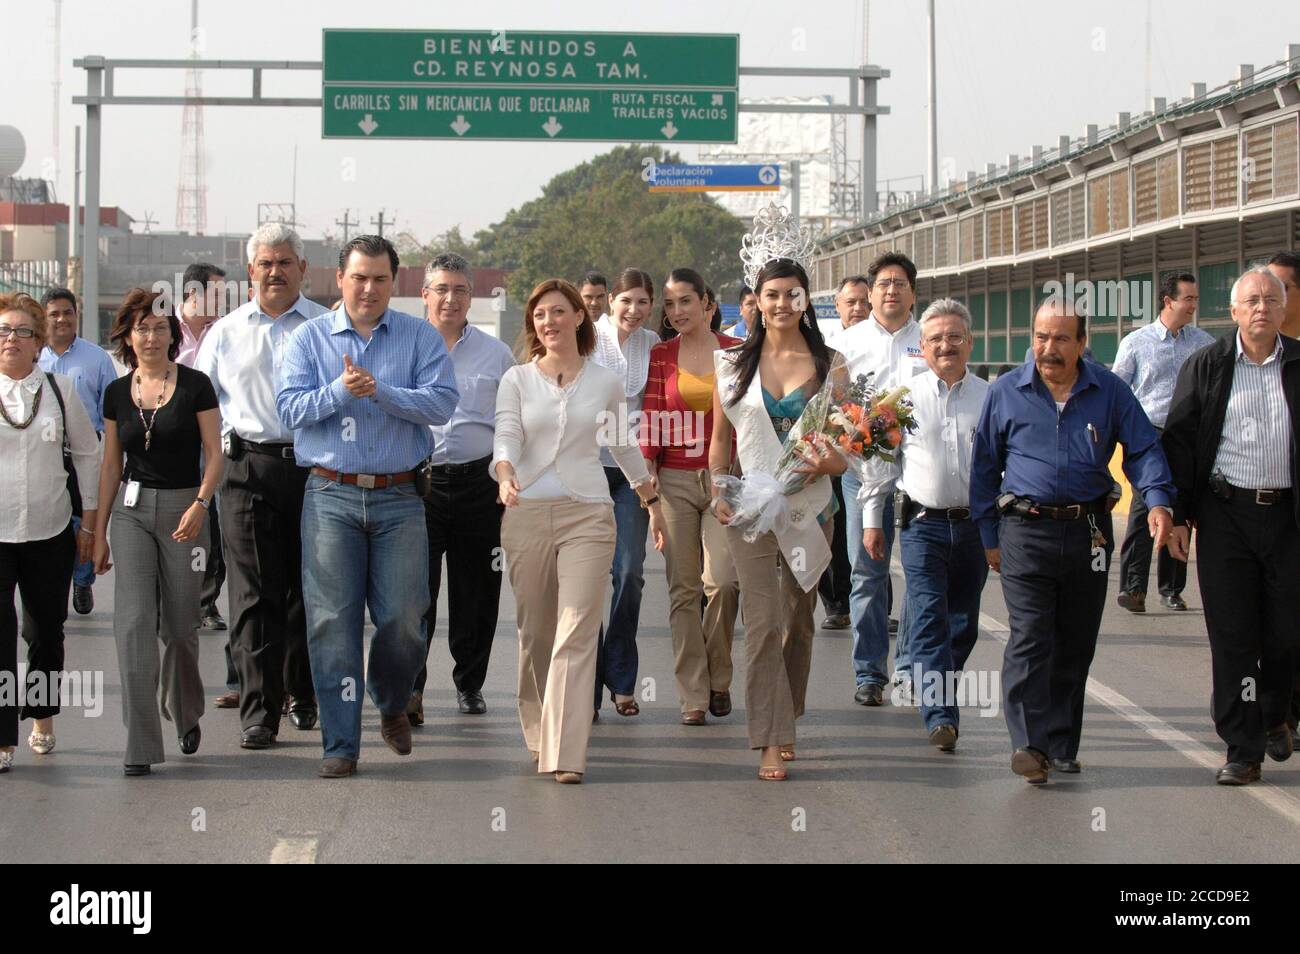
[709,259,847,780]
[493,278,665,784]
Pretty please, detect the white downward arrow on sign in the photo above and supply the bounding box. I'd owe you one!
[661,121,679,139]
[450,114,471,136]
[542,116,563,137]
[358,113,379,135]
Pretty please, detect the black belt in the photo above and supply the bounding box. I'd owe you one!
[428,455,492,477]
[1221,482,1291,506]
[899,494,970,523]
[244,440,296,460]
[1001,496,1105,521]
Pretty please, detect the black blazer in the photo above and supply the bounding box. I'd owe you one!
[1162,333,1300,529]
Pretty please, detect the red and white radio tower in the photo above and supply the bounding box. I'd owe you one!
[175,0,207,235]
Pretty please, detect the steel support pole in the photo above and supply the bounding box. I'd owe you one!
[83,59,103,343]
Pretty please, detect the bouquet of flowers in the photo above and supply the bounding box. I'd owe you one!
[714,361,917,540]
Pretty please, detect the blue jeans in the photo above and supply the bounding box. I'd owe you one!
[300,475,429,761]
[595,468,648,707]
[843,471,894,687]
[71,515,95,589]
[899,516,987,730]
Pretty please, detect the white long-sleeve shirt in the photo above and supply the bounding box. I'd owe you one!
[1,368,101,542]
[492,358,650,503]
[860,369,990,529]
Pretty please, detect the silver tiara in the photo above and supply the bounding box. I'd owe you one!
[739,203,816,291]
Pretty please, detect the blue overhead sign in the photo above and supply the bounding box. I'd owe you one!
[646,162,780,192]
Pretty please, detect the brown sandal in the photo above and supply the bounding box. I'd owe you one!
[780,746,796,762]
[612,692,640,717]
[758,763,788,781]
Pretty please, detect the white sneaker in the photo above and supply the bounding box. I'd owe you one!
[28,730,55,755]
[0,749,13,772]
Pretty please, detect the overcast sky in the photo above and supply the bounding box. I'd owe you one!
[4,0,1299,244]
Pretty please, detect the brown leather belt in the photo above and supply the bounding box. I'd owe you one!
[310,466,415,489]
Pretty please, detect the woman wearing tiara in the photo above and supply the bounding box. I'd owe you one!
[709,209,846,780]
[589,268,662,720]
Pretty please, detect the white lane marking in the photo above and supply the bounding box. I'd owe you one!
[270,837,318,864]
[978,612,1300,826]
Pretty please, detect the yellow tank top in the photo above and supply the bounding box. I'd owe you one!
[677,369,715,413]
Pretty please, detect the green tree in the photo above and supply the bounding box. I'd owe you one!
[395,225,483,268]
[472,145,746,302]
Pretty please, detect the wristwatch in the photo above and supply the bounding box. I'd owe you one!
[195,496,211,510]
[639,495,659,510]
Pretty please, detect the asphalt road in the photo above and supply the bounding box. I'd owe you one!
[2,513,1297,864]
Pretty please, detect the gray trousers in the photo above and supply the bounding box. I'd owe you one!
[110,485,206,765]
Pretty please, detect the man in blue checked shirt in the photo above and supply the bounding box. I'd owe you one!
[38,287,119,616]
[1110,272,1213,614]
[971,295,1177,785]
[277,234,459,779]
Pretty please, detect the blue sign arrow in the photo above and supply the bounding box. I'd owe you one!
[647,162,781,192]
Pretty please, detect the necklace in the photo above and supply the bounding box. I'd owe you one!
[135,367,170,451]
[0,378,43,430]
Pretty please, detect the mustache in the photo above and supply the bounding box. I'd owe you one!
[1038,354,1064,365]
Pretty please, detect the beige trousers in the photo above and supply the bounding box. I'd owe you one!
[501,499,616,774]
[658,466,739,712]
[726,520,832,749]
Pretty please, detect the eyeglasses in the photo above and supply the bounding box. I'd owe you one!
[427,285,472,299]
[1236,297,1283,311]
[0,325,36,339]
[872,280,911,291]
[132,325,172,339]
[924,333,968,346]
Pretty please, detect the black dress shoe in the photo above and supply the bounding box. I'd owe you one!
[201,610,227,630]
[457,689,486,714]
[240,725,276,749]
[1050,757,1081,773]
[854,683,883,706]
[179,724,201,755]
[72,583,94,615]
[1215,761,1262,785]
[1012,747,1050,784]
[1160,594,1187,611]
[709,690,732,718]
[407,691,424,727]
[123,764,151,776]
[1266,724,1294,762]
[319,757,357,778]
[289,702,318,731]
[1117,591,1146,613]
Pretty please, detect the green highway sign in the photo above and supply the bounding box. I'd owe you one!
[321,29,739,143]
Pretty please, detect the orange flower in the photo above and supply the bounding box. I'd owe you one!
[887,427,903,445]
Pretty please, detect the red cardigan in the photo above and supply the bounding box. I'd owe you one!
[640,332,741,470]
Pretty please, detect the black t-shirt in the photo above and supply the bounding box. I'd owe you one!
[103,363,218,489]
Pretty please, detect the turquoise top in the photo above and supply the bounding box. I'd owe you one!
[762,384,838,525]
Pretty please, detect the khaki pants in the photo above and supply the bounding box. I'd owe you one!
[726,521,831,749]
[658,467,739,713]
[502,499,616,774]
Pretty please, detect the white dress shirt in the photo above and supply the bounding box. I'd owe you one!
[429,323,516,465]
[195,293,331,443]
[492,359,650,503]
[1212,334,1292,489]
[0,369,101,543]
[836,315,928,392]
[861,369,990,529]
